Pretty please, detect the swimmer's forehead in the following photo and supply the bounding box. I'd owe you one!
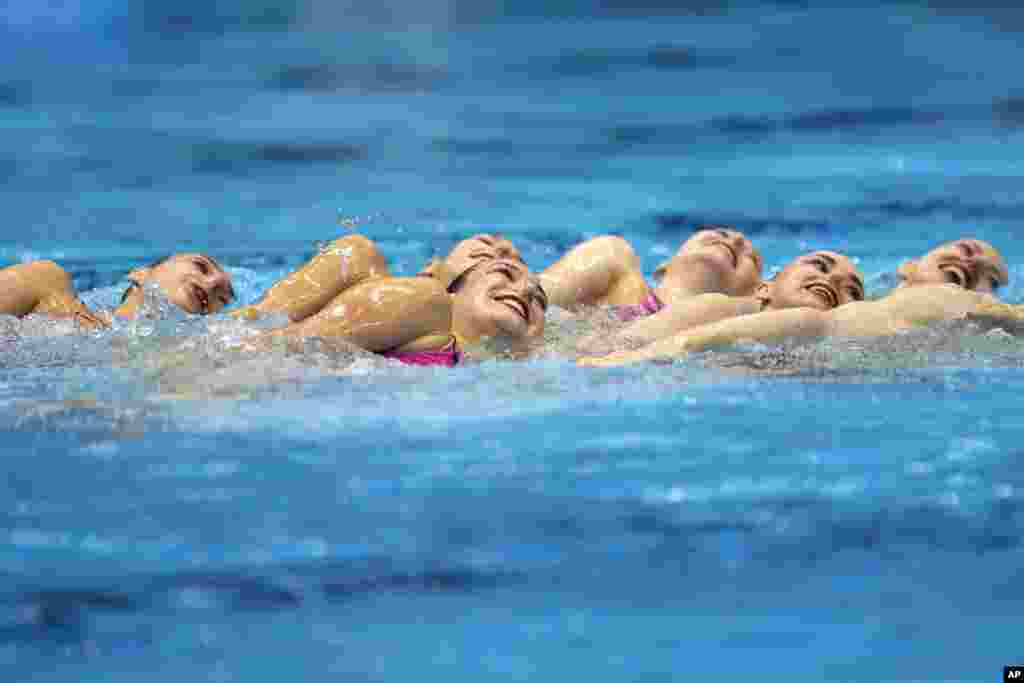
[792,250,853,266]
[458,233,512,247]
[812,249,850,262]
[791,251,863,284]
[482,257,528,274]
[450,233,519,254]
[685,226,749,241]
[169,253,226,270]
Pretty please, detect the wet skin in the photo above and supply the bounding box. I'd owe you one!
[659,228,764,300]
[450,258,547,346]
[576,250,863,353]
[245,233,524,323]
[120,254,235,317]
[898,239,1008,293]
[579,245,1012,368]
[540,227,764,311]
[443,234,523,278]
[268,257,547,356]
[762,251,865,311]
[0,253,234,328]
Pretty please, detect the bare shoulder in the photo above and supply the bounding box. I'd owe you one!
[826,285,988,336]
[341,275,451,315]
[881,284,987,323]
[3,260,72,285]
[354,275,448,299]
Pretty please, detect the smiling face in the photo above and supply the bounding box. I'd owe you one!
[449,258,547,346]
[898,239,1008,293]
[444,234,523,280]
[662,227,763,296]
[141,253,235,315]
[761,251,865,311]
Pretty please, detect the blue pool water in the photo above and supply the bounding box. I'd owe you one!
[3,3,1024,680]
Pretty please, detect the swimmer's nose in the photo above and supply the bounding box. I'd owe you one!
[508,273,531,296]
[494,238,520,261]
[727,231,749,254]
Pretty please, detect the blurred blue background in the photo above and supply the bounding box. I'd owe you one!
[2,2,1023,681]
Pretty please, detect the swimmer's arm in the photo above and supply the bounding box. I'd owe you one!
[825,285,988,337]
[539,236,649,309]
[240,234,391,322]
[967,299,1024,334]
[0,263,46,317]
[580,307,830,366]
[580,287,996,365]
[591,294,761,349]
[272,276,451,353]
[0,261,105,329]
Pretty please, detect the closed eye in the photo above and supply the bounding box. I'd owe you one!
[194,259,211,275]
[810,258,829,273]
[941,266,966,286]
[494,266,517,281]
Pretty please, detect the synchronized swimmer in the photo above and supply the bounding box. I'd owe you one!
[0,253,235,328]
[235,234,546,365]
[580,238,1011,366]
[0,230,1017,368]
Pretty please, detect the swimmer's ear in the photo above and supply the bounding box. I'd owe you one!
[754,280,773,307]
[896,259,917,284]
[127,266,151,286]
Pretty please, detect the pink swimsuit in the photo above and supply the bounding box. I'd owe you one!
[381,338,462,367]
[613,291,665,322]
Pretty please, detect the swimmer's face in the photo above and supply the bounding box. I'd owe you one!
[675,228,763,296]
[142,253,235,315]
[763,251,865,311]
[899,239,1008,293]
[451,258,546,344]
[444,234,523,280]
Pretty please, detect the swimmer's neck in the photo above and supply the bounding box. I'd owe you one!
[653,254,730,304]
[450,319,530,356]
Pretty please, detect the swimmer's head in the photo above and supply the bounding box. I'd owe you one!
[118,253,235,317]
[757,250,865,311]
[448,257,546,347]
[897,239,1008,293]
[443,233,522,280]
[654,226,763,297]
[417,233,522,290]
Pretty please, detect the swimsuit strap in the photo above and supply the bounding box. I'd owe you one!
[613,290,665,322]
[642,291,665,315]
[381,336,461,367]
